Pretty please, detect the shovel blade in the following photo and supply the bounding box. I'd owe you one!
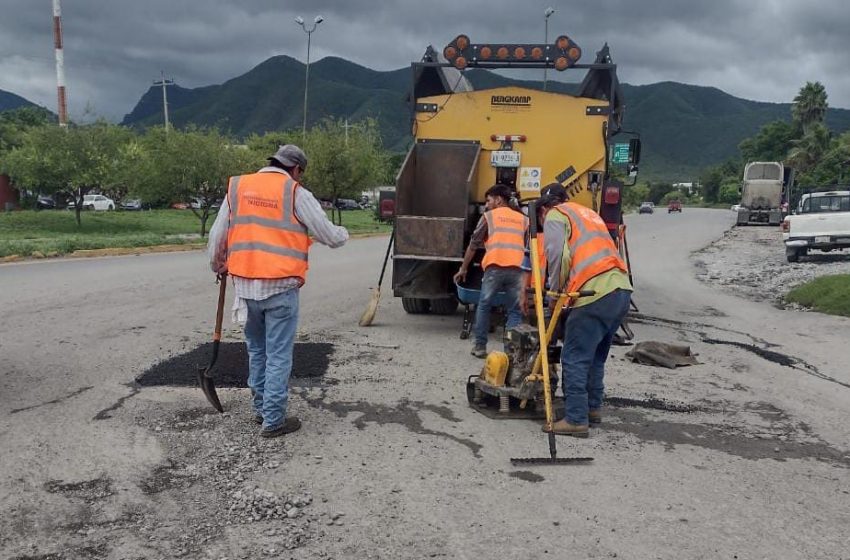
[197,368,224,413]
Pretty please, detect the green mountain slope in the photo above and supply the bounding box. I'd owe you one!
[121,56,850,180]
[0,89,37,112]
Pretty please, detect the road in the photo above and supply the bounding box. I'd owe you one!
[1,208,848,559]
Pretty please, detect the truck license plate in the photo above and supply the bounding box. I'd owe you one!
[815,236,830,244]
[490,150,521,167]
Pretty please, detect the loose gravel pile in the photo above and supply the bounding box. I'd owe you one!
[693,225,850,306]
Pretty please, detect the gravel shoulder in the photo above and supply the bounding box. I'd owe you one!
[692,222,850,308]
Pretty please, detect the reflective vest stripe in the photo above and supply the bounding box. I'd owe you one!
[487,242,526,252]
[570,246,621,278]
[489,225,526,236]
[228,241,309,261]
[230,214,307,232]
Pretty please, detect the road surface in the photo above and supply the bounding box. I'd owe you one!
[1,208,848,559]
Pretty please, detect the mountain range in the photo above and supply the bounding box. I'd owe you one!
[7,55,850,181]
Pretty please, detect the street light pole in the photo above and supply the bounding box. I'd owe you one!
[543,7,555,92]
[295,15,324,137]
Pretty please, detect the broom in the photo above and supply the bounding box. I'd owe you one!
[359,229,395,327]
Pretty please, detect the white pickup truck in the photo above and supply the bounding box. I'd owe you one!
[782,190,850,262]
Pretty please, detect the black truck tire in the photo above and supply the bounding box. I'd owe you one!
[786,248,800,263]
[402,297,431,314]
[429,297,459,315]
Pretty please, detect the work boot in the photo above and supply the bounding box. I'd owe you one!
[542,419,589,438]
[471,346,487,359]
[588,409,602,425]
[260,416,302,438]
[253,414,263,425]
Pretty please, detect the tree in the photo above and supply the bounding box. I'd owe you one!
[128,127,256,236]
[0,106,54,154]
[699,166,725,203]
[739,120,796,162]
[2,122,133,225]
[787,123,831,175]
[792,81,828,133]
[299,118,390,225]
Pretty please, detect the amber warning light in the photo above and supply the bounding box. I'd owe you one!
[442,34,582,71]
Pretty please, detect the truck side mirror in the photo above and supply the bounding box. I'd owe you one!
[628,138,642,165]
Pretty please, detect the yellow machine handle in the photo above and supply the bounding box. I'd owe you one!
[528,209,554,430]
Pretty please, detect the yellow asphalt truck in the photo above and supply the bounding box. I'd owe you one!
[392,33,640,315]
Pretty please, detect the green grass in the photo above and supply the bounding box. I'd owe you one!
[325,209,391,235]
[0,208,389,258]
[785,274,850,317]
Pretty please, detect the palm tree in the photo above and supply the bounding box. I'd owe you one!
[792,81,828,133]
[787,123,831,173]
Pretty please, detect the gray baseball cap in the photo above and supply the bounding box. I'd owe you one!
[268,144,308,170]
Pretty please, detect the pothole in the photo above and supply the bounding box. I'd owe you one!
[135,342,334,387]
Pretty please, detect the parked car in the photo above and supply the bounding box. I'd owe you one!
[189,197,221,210]
[667,200,682,213]
[335,198,361,210]
[638,202,654,214]
[36,194,56,210]
[782,190,850,262]
[120,199,147,211]
[67,194,115,211]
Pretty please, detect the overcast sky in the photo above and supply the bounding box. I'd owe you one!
[1,0,848,122]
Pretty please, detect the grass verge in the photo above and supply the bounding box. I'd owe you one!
[785,274,850,317]
[0,208,390,258]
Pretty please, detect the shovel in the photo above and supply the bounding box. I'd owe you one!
[198,273,226,413]
[358,229,395,327]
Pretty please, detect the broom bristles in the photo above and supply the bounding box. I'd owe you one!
[358,287,381,327]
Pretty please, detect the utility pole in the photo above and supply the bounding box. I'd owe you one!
[52,0,68,126]
[543,7,555,92]
[343,118,356,145]
[295,15,324,137]
[153,70,174,131]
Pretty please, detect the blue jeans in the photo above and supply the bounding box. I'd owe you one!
[561,289,631,425]
[244,289,299,430]
[473,266,524,348]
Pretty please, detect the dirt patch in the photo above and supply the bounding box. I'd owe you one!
[135,341,334,388]
[298,391,483,457]
[508,471,545,483]
[44,477,113,503]
[139,459,197,494]
[604,396,698,413]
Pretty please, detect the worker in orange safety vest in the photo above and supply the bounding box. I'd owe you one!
[536,183,633,438]
[453,184,528,358]
[208,144,348,438]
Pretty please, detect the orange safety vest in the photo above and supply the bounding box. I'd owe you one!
[226,172,312,281]
[482,206,528,270]
[529,232,546,288]
[552,202,627,293]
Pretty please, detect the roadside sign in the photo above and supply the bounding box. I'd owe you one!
[611,143,629,164]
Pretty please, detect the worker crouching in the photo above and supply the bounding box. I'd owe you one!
[208,144,348,438]
[538,184,632,438]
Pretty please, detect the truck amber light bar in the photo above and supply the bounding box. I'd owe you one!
[491,134,527,142]
[443,34,581,71]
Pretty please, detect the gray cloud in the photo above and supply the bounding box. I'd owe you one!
[1,0,849,122]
